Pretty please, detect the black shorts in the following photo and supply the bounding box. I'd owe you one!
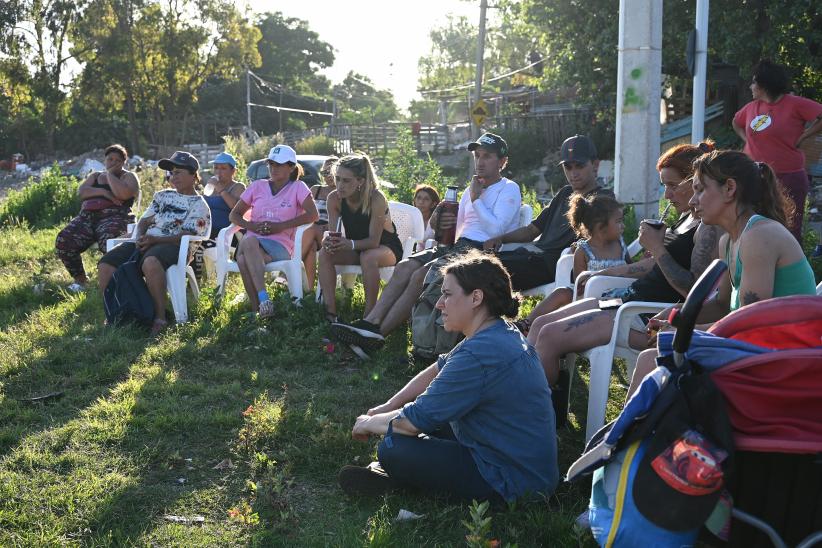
[99,241,181,271]
[496,248,562,291]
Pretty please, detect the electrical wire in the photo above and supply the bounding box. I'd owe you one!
[418,56,545,95]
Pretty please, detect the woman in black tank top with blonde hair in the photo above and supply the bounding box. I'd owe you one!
[318,153,403,322]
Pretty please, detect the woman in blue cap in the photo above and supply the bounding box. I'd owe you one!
[193,152,245,279]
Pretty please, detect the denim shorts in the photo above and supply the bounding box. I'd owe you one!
[257,237,291,261]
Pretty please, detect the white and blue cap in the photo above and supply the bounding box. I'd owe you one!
[267,144,297,165]
[210,152,237,168]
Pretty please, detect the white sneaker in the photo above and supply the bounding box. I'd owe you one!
[67,282,86,294]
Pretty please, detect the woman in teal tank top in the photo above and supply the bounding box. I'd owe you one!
[627,149,816,398]
[690,149,816,316]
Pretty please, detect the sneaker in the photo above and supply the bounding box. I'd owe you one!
[258,300,275,318]
[67,282,86,294]
[552,369,571,429]
[330,320,385,352]
[338,462,397,497]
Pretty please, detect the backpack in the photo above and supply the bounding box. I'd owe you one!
[103,248,155,326]
[568,357,735,547]
[410,261,463,362]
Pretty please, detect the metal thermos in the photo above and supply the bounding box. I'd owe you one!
[437,185,459,246]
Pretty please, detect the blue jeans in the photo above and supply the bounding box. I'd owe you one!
[377,424,502,502]
[257,237,291,261]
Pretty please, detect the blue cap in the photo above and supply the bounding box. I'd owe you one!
[210,152,237,168]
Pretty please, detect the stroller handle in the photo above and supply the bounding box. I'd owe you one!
[670,258,728,355]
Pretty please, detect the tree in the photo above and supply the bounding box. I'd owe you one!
[234,11,335,133]
[414,7,541,123]
[333,72,399,125]
[72,0,261,149]
[7,0,90,155]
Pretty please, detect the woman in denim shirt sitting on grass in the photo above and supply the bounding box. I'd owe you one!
[339,251,558,503]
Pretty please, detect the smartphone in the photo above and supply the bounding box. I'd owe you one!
[643,219,665,229]
[598,298,624,310]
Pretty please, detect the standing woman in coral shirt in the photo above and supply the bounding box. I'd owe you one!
[732,59,822,241]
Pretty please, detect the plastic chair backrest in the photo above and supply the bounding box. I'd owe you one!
[519,204,533,228]
[388,201,425,246]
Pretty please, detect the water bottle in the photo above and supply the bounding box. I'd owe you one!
[437,185,459,246]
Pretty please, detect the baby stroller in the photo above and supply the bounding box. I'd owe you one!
[567,259,822,547]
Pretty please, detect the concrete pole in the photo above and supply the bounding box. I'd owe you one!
[691,0,710,142]
[472,0,488,141]
[614,0,663,221]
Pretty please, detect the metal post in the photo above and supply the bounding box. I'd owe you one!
[691,0,710,142]
[472,0,488,141]
[246,69,252,131]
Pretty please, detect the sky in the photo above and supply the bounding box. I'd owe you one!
[245,0,485,110]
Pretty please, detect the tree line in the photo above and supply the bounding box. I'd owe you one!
[0,1,400,160]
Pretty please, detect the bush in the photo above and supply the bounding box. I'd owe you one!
[0,165,81,228]
[381,128,455,204]
[294,135,336,155]
[223,133,285,166]
[487,126,548,174]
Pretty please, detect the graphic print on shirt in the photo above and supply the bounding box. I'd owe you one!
[750,114,772,132]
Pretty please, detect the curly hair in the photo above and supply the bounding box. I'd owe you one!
[752,59,790,99]
[442,250,519,318]
[566,193,623,239]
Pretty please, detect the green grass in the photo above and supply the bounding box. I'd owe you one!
[0,224,622,547]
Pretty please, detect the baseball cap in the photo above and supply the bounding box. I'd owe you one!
[158,151,200,173]
[210,152,237,168]
[559,135,597,165]
[467,132,509,157]
[267,144,297,164]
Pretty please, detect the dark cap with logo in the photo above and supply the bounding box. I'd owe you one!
[559,135,597,165]
[158,151,200,173]
[467,132,509,158]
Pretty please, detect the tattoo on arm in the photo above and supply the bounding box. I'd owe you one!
[563,313,596,332]
[741,291,761,306]
[657,252,695,297]
[690,225,719,279]
[626,263,649,275]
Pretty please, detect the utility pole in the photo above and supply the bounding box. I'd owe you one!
[246,68,252,132]
[472,0,488,141]
[691,0,709,142]
[614,0,663,222]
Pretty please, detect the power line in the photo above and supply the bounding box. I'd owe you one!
[247,102,333,117]
[418,56,545,95]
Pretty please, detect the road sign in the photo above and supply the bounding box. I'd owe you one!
[471,99,489,127]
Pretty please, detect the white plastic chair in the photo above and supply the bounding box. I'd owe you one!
[519,247,574,299]
[105,219,212,323]
[316,201,425,300]
[213,223,311,302]
[518,204,533,227]
[564,274,672,441]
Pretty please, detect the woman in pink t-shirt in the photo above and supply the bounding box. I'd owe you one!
[732,59,822,241]
[228,145,319,317]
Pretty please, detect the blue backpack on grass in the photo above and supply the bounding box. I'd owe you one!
[103,249,154,326]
